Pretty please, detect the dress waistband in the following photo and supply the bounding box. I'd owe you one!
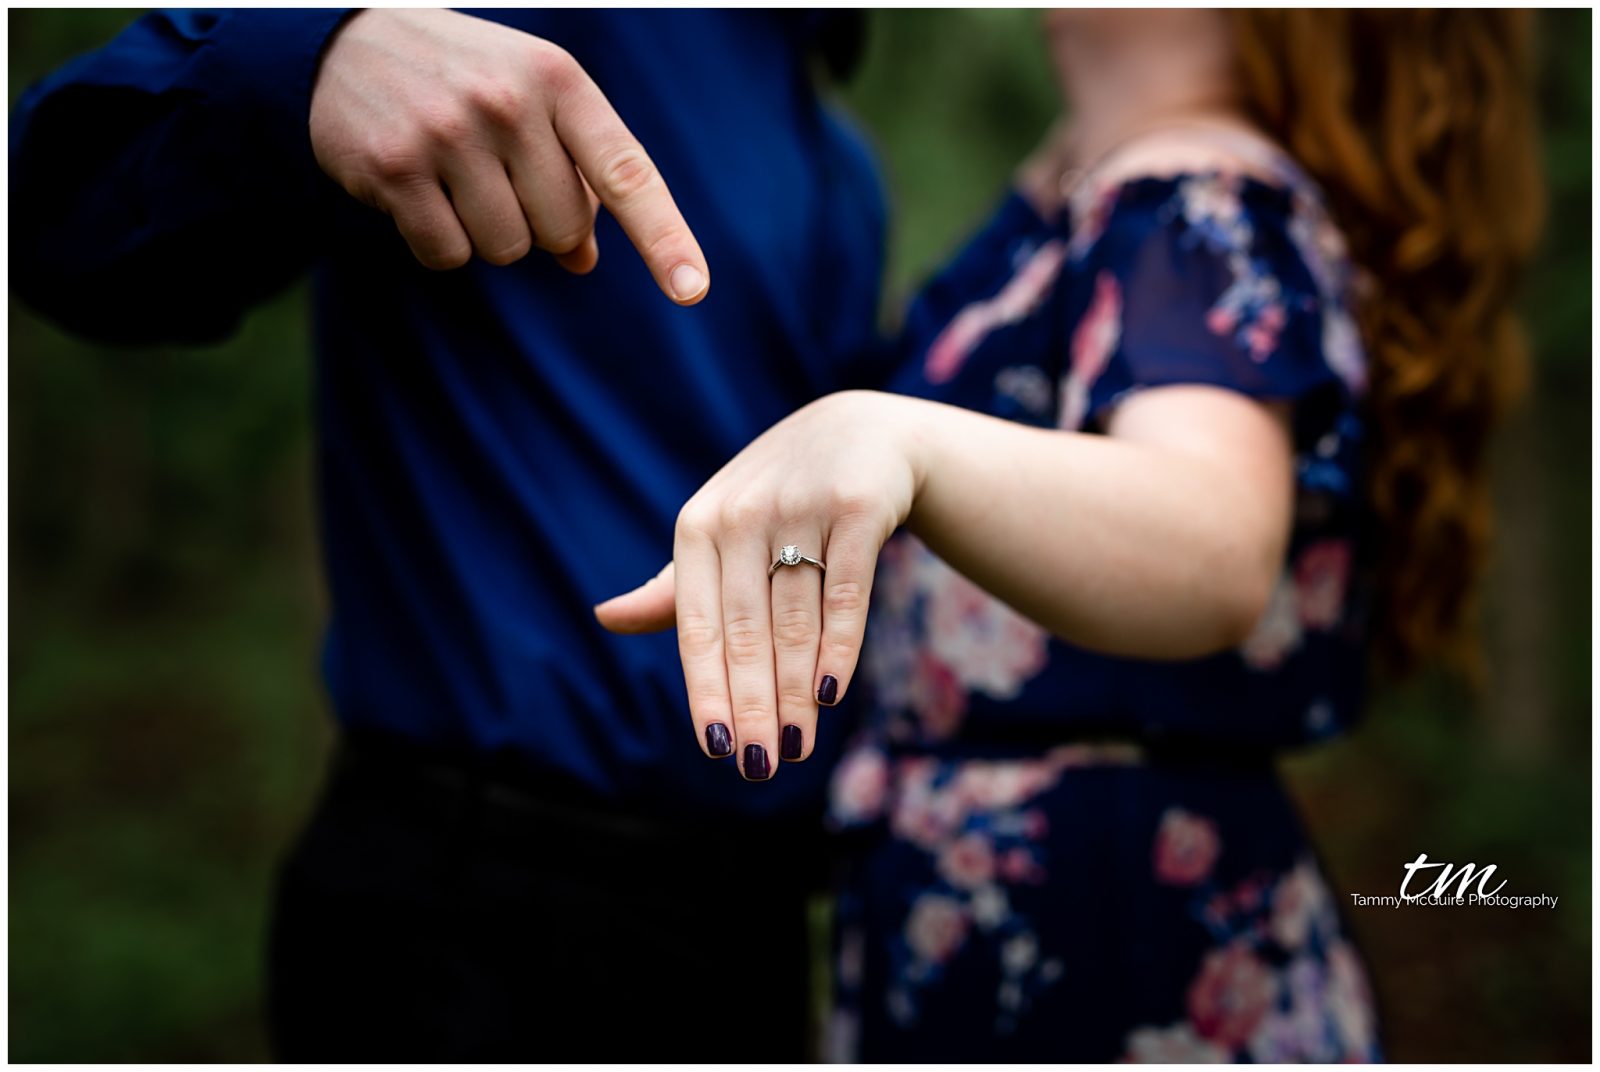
[875,724,1285,771]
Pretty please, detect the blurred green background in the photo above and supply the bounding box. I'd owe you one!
[9,9,1591,1062]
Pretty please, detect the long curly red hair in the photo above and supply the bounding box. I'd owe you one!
[1231,10,1545,676]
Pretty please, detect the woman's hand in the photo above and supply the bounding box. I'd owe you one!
[597,384,1294,784]
[594,390,924,780]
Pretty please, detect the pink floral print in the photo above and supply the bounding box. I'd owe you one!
[1167,173,1301,366]
[1187,944,1279,1048]
[908,650,966,740]
[1121,815,1380,1063]
[937,833,998,889]
[905,893,970,962]
[830,744,1140,1036]
[830,745,891,826]
[923,239,1068,385]
[1287,189,1368,396]
[1239,574,1304,670]
[1153,807,1223,886]
[857,536,1049,744]
[924,568,1049,701]
[1327,942,1380,1054]
[1239,537,1357,669]
[1060,270,1123,430]
[1270,858,1334,952]
[1294,539,1353,629]
[1124,1023,1229,1063]
[1066,177,1123,261]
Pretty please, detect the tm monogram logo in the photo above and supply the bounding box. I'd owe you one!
[1399,853,1505,901]
[1348,854,1558,909]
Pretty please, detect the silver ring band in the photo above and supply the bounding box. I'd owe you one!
[768,544,826,579]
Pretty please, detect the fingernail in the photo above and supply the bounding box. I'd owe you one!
[817,675,839,706]
[743,743,771,781]
[781,724,803,761]
[705,723,733,757]
[669,263,707,302]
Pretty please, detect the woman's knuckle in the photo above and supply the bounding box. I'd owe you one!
[774,487,817,525]
[829,487,877,519]
[821,635,857,664]
[675,613,721,655]
[686,680,727,711]
[718,495,769,531]
[824,579,869,617]
[778,684,816,711]
[772,604,817,647]
[731,708,770,734]
[675,503,716,540]
[723,616,769,660]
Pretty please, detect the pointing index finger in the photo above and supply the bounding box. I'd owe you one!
[551,72,709,305]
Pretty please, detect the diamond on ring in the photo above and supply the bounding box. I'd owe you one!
[769,545,826,579]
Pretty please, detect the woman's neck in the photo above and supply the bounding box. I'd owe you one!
[1054,21,1248,172]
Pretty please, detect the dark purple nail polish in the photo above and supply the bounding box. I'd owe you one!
[817,675,839,706]
[781,724,803,761]
[743,743,770,780]
[705,723,733,757]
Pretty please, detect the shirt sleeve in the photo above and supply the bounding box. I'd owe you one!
[10,8,354,345]
[1063,176,1360,446]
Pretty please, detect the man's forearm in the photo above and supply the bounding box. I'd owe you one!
[10,9,352,344]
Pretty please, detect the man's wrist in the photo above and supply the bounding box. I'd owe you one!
[179,9,357,197]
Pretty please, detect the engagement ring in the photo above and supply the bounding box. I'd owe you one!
[768,544,826,579]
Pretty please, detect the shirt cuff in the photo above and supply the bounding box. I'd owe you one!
[183,8,356,198]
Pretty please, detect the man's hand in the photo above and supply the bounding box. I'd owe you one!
[309,9,709,302]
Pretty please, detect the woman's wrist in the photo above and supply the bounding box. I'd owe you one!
[878,392,986,542]
[860,390,941,520]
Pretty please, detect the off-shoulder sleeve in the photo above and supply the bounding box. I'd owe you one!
[896,189,1057,386]
[1061,175,1364,447]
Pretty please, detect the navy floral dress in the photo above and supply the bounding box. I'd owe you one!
[826,154,1382,1063]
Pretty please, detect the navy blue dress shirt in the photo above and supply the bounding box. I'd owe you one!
[12,9,889,821]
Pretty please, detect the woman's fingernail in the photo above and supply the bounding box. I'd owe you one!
[669,262,707,302]
[743,743,771,781]
[705,723,733,757]
[781,724,803,761]
[817,675,839,706]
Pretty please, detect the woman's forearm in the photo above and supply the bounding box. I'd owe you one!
[594,386,1298,769]
[895,390,1294,659]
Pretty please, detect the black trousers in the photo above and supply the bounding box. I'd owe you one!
[267,732,822,1062]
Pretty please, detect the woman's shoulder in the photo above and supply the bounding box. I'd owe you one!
[1076,121,1305,194]
[1054,126,1369,426]
[1053,121,1338,258]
